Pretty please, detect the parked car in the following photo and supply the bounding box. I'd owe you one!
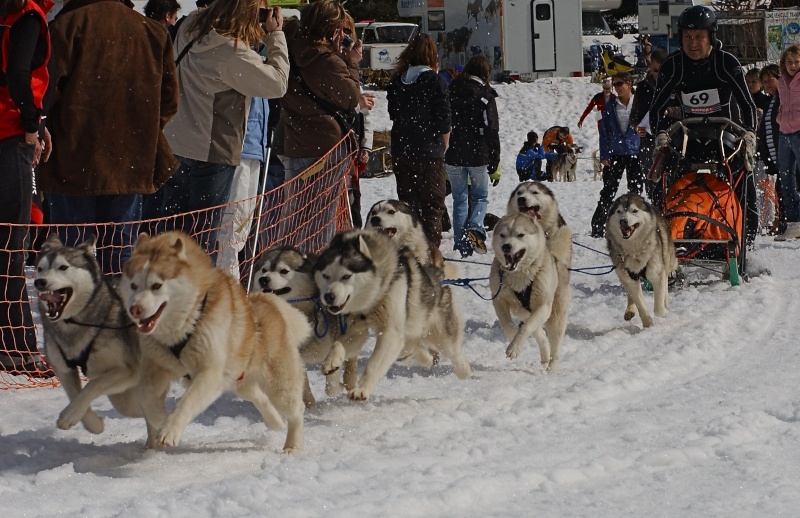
[355,21,419,86]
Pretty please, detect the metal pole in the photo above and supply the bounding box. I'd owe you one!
[245,130,274,294]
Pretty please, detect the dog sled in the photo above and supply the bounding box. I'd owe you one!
[653,117,752,286]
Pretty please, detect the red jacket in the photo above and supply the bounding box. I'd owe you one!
[0,0,50,139]
[578,91,615,127]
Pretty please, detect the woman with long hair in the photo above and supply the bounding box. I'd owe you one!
[386,33,451,248]
[143,0,289,259]
[0,0,52,374]
[445,55,500,257]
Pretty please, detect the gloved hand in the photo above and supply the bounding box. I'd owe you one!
[743,130,757,172]
[488,163,501,187]
[653,131,670,156]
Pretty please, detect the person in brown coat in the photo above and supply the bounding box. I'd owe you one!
[40,0,178,274]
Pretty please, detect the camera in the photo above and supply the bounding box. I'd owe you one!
[258,7,268,24]
[342,35,353,50]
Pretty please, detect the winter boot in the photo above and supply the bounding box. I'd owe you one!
[775,221,800,241]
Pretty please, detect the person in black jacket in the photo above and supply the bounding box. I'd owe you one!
[386,33,451,248]
[629,47,667,198]
[444,55,500,257]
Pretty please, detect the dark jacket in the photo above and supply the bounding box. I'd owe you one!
[630,74,656,129]
[281,21,361,158]
[445,75,500,169]
[758,94,779,172]
[387,66,451,159]
[599,97,640,160]
[41,0,178,195]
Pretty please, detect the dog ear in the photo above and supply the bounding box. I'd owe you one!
[357,235,372,260]
[171,235,187,261]
[78,233,98,256]
[40,233,63,253]
[136,232,150,245]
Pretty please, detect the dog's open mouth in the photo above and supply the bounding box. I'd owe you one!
[519,204,542,220]
[37,288,73,321]
[620,223,640,239]
[372,225,397,238]
[503,249,526,271]
[136,302,167,334]
[325,296,349,315]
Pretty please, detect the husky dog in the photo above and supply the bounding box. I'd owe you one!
[253,246,369,406]
[314,229,472,400]
[365,199,445,269]
[506,182,572,347]
[605,193,678,328]
[119,232,310,452]
[592,149,603,181]
[554,144,582,182]
[34,234,142,434]
[489,214,565,370]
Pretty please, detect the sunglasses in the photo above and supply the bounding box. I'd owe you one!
[613,81,627,87]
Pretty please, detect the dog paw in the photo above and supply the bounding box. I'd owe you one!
[654,308,669,318]
[348,387,370,401]
[156,425,182,447]
[506,341,523,360]
[57,405,85,431]
[79,411,104,434]
[624,309,636,321]
[545,357,559,372]
[641,314,654,328]
[283,444,302,454]
[321,358,342,375]
[325,380,345,397]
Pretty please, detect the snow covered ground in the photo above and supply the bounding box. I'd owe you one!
[4,11,800,518]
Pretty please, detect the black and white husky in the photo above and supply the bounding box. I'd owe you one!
[34,234,143,434]
[313,229,472,400]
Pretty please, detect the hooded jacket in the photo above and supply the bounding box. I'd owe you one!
[387,66,451,159]
[444,74,500,170]
[165,11,288,166]
[40,0,178,195]
[280,21,361,158]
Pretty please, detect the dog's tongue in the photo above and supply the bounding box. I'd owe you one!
[374,226,397,237]
[525,209,541,220]
[136,302,166,334]
[621,223,637,239]
[38,291,63,305]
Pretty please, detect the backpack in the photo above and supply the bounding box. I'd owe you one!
[663,172,742,257]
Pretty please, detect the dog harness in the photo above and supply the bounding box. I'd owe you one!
[168,294,208,360]
[514,283,534,312]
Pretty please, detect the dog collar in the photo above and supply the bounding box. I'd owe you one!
[169,293,208,359]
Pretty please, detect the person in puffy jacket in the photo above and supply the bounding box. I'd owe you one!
[386,33,451,248]
[515,131,557,182]
[590,72,643,237]
[444,55,500,257]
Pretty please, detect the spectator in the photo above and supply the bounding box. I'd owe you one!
[630,47,668,196]
[590,72,643,238]
[445,55,500,257]
[142,1,289,261]
[144,0,179,29]
[387,33,451,248]
[515,131,557,182]
[775,44,800,241]
[0,0,53,375]
[280,0,362,182]
[758,64,784,235]
[540,126,572,181]
[42,0,179,275]
[577,78,614,130]
[746,67,771,115]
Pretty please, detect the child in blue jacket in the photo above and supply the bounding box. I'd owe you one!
[515,131,557,181]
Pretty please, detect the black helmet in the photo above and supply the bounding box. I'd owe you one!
[679,5,716,32]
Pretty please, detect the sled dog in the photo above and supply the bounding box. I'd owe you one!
[365,199,445,269]
[34,234,142,434]
[314,229,472,400]
[554,144,581,182]
[506,182,572,347]
[605,193,678,328]
[592,149,603,181]
[489,214,566,370]
[119,232,310,452]
[253,246,369,405]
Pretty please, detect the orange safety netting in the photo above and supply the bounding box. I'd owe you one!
[0,134,358,389]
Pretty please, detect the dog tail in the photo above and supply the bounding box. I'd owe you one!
[249,292,312,350]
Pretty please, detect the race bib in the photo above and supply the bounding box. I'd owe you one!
[680,88,722,115]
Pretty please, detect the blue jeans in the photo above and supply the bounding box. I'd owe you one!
[47,192,142,275]
[778,131,800,223]
[142,155,235,260]
[446,164,489,245]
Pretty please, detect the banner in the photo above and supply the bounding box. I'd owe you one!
[765,9,800,62]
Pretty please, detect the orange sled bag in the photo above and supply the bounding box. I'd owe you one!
[664,172,742,251]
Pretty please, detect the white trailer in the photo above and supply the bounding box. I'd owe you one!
[402,0,584,81]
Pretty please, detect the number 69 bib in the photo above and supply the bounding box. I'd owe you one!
[680,88,722,115]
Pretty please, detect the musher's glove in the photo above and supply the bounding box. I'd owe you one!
[743,130,757,172]
[653,131,671,157]
[489,164,502,187]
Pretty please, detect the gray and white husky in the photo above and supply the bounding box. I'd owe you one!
[253,246,369,406]
[34,234,142,434]
[605,193,678,328]
[313,229,472,400]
